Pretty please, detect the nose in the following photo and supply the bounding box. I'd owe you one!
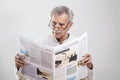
[55,23,60,28]
[53,23,61,30]
[54,27,59,31]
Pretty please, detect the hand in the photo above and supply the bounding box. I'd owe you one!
[15,53,26,70]
[82,53,93,69]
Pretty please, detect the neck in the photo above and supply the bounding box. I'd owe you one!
[56,34,69,44]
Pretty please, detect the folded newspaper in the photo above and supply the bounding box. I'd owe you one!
[19,32,88,80]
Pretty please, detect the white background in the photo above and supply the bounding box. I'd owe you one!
[0,0,120,80]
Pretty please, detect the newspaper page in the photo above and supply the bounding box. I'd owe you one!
[53,32,88,80]
[18,32,88,80]
[19,35,54,80]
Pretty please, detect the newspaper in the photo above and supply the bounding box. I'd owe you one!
[19,32,88,80]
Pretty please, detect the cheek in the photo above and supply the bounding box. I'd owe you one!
[62,30,68,35]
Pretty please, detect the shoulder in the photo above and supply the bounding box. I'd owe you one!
[34,34,57,46]
[66,34,76,42]
[34,34,50,43]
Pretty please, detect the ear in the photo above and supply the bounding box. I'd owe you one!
[67,22,73,30]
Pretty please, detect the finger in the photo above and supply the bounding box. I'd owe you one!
[82,53,91,61]
[82,58,90,66]
[86,59,92,64]
[82,56,90,62]
[82,55,92,65]
[83,53,91,58]
[15,58,26,65]
[15,62,25,67]
[84,59,91,65]
[15,59,26,68]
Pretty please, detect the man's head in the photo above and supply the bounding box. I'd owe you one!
[49,5,74,43]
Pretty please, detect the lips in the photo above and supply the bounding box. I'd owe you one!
[53,30,62,34]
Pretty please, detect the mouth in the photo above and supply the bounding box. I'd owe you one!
[53,30,62,34]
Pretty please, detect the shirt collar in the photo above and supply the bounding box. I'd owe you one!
[51,33,71,44]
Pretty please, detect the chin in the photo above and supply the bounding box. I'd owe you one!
[54,34,62,39]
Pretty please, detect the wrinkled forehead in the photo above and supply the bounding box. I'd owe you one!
[51,13,69,22]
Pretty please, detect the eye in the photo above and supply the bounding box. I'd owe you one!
[52,22,57,26]
[59,23,65,26]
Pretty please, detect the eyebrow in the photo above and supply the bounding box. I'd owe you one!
[59,23,65,25]
[52,21,65,26]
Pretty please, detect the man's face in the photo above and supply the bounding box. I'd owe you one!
[50,13,72,40]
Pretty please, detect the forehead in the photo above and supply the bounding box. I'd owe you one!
[51,13,69,23]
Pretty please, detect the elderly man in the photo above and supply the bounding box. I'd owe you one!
[15,5,94,80]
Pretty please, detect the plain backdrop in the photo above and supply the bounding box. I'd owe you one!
[0,0,120,80]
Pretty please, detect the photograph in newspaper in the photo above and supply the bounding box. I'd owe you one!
[67,64,76,75]
[55,48,77,68]
[67,74,77,80]
[21,64,53,80]
[36,67,53,80]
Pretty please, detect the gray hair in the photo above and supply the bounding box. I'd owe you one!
[50,5,74,22]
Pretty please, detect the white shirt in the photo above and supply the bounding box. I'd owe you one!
[34,34,75,47]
